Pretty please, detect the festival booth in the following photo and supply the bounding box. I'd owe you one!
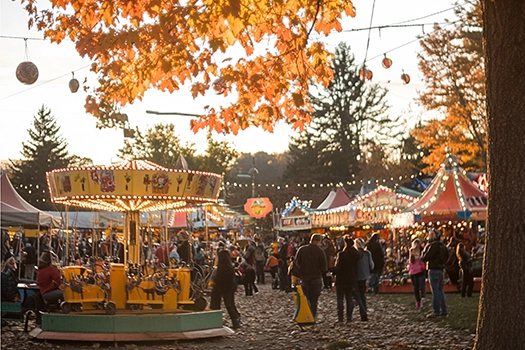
[309,185,417,239]
[383,154,487,293]
[30,160,234,342]
[1,173,62,229]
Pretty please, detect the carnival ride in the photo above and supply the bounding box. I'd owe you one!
[30,160,234,341]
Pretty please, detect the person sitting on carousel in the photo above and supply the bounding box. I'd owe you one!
[36,251,64,305]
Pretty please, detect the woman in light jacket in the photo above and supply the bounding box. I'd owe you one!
[355,238,374,313]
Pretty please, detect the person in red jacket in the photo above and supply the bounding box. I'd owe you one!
[36,251,63,304]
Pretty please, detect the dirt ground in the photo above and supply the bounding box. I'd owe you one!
[1,282,475,349]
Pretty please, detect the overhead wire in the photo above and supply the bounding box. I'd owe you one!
[0,3,465,103]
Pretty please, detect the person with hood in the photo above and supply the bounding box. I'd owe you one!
[36,251,63,305]
[210,249,242,329]
[421,229,449,317]
[366,232,385,294]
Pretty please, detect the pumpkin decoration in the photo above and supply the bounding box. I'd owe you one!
[69,72,79,93]
[16,61,39,85]
[401,70,411,85]
[381,55,392,69]
[359,67,373,81]
[212,77,227,94]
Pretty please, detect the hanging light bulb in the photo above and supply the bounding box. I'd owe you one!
[401,70,411,85]
[359,67,373,81]
[69,72,79,93]
[381,54,392,69]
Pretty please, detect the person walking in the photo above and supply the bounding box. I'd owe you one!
[456,243,474,297]
[210,249,242,329]
[294,234,327,319]
[355,238,373,316]
[333,235,366,323]
[22,241,37,280]
[421,229,449,317]
[366,232,385,294]
[407,239,427,310]
[254,242,267,284]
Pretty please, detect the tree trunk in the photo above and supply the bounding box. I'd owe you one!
[475,1,525,349]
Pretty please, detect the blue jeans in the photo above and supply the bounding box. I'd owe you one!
[369,272,380,294]
[428,269,447,316]
[301,278,323,318]
[337,282,367,321]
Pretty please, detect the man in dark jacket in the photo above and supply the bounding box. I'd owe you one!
[366,232,385,294]
[421,229,449,317]
[333,235,366,322]
[294,234,327,319]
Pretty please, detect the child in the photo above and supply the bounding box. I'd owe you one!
[408,239,426,310]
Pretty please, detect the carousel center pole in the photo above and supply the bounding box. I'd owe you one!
[125,211,141,265]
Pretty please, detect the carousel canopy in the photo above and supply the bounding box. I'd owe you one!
[46,160,223,213]
[1,173,62,228]
[392,154,487,227]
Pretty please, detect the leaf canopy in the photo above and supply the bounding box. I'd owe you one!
[22,0,356,134]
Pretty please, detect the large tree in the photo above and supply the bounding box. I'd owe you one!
[118,123,197,168]
[285,42,393,186]
[475,1,525,348]
[9,105,78,210]
[415,2,486,172]
[20,0,356,133]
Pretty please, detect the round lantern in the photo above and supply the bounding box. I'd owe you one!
[401,70,411,85]
[359,68,373,81]
[381,55,392,69]
[212,77,226,94]
[16,61,39,85]
[69,72,79,93]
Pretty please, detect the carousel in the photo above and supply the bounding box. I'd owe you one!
[30,160,234,341]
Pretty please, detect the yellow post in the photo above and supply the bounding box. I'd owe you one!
[293,285,315,325]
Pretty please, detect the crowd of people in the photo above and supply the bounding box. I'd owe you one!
[1,226,481,329]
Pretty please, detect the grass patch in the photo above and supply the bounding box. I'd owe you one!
[379,292,479,334]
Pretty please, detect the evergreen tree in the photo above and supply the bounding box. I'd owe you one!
[285,42,393,186]
[9,105,71,210]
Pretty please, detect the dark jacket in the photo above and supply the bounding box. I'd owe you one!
[366,240,385,273]
[422,240,448,270]
[212,256,237,293]
[294,243,328,282]
[1,268,19,301]
[333,247,362,286]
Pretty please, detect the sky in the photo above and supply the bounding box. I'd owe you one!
[0,0,460,166]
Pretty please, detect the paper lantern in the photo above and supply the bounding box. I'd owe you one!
[16,61,39,85]
[382,55,392,69]
[359,68,373,81]
[212,78,226,94]
[401,70,411,85]
[69,72,79,93]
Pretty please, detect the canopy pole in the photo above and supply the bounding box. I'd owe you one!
[65,204,69,265]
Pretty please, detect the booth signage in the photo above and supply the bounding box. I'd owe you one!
[244,197,273,218]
